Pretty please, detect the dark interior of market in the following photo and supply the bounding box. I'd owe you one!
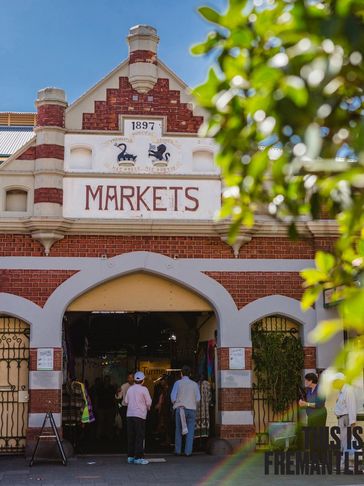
[62,311,216,453]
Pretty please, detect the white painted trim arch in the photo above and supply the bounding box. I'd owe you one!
[0,293,42,345]
[237,295,317,346]
[42,251,239,348]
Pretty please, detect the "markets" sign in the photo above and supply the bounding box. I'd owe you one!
[63,178,221,220]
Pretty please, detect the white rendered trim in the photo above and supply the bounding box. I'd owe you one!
[29,371,63,390]
[220,411,254,425]
[28,413,61,428]
[0,256,314,271]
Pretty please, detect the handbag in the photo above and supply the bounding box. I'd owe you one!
[115,412,123,430]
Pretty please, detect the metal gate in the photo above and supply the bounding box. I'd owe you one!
[251,316,301,448]
[0,317,30,454]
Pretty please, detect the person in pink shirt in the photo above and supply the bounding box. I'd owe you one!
[124,371,152,465]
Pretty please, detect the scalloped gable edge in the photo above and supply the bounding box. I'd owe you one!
[65,57,205,128]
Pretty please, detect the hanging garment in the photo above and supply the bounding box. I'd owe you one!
[62,381,85,426]
[75,381,95,424]
[195,380,212,438]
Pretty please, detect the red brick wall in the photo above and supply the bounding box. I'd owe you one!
[0,236,43,256]
[241,238,314,259]
[82,77,203,133]
[206,272,304,308]
[0,234,308,308]
[14,144,64,161]
[0,233,320,316]
[35,144,64,160]
[0,267,303,309]
[245,348,252,370]
[219,388,252,411]
[304,347,317,368]
[0,270,77,306]
[17,146,36,160]
[36,104,65,127]
[26,427,62,442]
[217,424,255,441]
[129,50,157,64]
[29,389,61,413]
[0,234,318,259]
[34,188,63,204]
[314,238,336,252]
[217,348,229,370]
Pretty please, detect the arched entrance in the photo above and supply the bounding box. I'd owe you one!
[251,315,304,449]
[62,271,217,454]
[0,316,30,454]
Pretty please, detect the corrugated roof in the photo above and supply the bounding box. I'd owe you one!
[0,126,35,157]
[0,112,36,127]
[0,111,36,114]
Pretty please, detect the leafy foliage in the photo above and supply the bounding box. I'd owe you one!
[193,0,364,385]
[252,321,304,414]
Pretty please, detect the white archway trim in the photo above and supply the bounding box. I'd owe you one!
[237,295,317,346]
[0,293,42,344]
[0,260,318,349]
[42,251,238,347]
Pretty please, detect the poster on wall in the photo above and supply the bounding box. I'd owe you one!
[229,348,245,370]
[37,348,54,371]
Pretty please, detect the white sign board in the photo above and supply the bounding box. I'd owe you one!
[37,348,54,371]
[64,118,218,176]
[229,348,245,370]
[63,178,221,220]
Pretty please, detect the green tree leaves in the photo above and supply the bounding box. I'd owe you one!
[193,0,364,386]
[198,6,221,25]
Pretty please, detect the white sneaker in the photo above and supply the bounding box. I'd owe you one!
[127,457,135,464]
[134,458,149,465]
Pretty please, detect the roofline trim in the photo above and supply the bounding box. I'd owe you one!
[0,134,36,169]
[65,59,129,114]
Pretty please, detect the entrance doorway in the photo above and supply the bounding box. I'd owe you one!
[0,316,29,454]
[61,272,217,454]
[62,311,216,453]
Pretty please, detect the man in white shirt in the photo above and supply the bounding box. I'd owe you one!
[124,371,152,465]
[333,372,358,468]
[170,365,200,457]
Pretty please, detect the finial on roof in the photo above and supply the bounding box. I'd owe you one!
[127,25,159,93]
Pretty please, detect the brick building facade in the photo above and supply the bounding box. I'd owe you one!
[0,25,341,455]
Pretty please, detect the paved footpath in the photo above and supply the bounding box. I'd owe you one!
[1,453,364,486]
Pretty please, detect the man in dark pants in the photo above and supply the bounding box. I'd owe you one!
[124,371,152,465]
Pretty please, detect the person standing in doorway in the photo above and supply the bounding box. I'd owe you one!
[333,372,358,469]
[116,372,134,442]
[171,365,201,457]
[124,371,152,465]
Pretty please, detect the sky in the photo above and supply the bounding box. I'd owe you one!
[1,0,225,112]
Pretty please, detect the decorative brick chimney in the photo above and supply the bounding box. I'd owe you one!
[127,25,159,93]
[25,87,72,255]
